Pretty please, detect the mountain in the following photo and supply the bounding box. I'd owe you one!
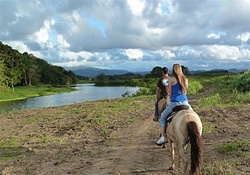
[228,68,247,73]
[65,66,131,78]
[65,66,248,78]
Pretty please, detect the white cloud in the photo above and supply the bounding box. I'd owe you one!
[34,19,55,48]
[237,32,250,43]
[125,49,144,60]
[57,35,70,49]
[127,0,145,16]
[204,45,247,61]
[4,41,29,53]
[154,50,175,58]
[207,33,221,39]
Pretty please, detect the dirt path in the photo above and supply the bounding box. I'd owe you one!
[83,110,178,175]
[87,115,173,175]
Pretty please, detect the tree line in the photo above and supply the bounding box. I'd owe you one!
[0,42,77,92]
[95,65,190,87]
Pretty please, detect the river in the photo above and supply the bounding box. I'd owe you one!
[0,84,139,111]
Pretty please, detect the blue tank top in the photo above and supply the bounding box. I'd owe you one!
[171,82,188,102]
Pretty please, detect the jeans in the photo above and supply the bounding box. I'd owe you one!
[159,101,192,127]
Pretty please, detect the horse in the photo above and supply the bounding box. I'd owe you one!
[157,96,170,117]
[158,99,204,175]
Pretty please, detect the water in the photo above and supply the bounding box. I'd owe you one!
[0,84,139,111]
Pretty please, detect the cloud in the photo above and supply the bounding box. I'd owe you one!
[237,32,250,43]
[125,49,144,60]
[0,0,249,71]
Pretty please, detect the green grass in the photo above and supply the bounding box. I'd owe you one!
[0,85,75,102]
[194,71,250,108]
[216,138,250,156]
[0,136,23,161]
[202,159,245,175]
[200,116,215,133]
[188,77,204,95]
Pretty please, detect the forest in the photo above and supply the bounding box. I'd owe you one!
[0,42,77,92]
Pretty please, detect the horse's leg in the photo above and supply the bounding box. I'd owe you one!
[179,144,188,167]
[169,141,175,170]
[177,144,188,175]
[178,153,183,169]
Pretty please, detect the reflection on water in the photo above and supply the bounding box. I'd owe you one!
[0,84,139,111]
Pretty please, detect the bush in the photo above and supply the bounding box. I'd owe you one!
[188,78,203,95]
[232,69,250,92]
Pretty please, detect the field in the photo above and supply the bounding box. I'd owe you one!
[0,72,249,175]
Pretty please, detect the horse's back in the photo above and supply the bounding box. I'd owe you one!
[178,110,202,135]
[168,110,202,143]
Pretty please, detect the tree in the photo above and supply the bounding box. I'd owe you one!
[0,59,6,87]
[181,65,190,75]
[0,42,78,87]
[3,51,22,92]
[151,66,162,78]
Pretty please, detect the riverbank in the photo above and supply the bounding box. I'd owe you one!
[0,85,76,102]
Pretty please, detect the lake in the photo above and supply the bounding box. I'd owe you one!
[0,84,139,111]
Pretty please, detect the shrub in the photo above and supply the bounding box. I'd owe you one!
[232,69,250,92]
[188,78,203,95]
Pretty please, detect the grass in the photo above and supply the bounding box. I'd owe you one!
[0,136,24,161]
[200,116,215,133]
[202,159,245,175]
[216,138,250,157]
[0,85,75,102]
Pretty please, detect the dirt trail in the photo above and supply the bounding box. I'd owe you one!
[83,112,177,175]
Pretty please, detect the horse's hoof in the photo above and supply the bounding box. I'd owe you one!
[162,144,165,148]
[156,143,163,146]
[169,167,174,170]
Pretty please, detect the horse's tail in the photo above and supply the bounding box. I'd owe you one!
[187,121,204,175]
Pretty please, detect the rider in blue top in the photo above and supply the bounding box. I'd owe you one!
[171,83,188,102]
[156,64,193,146]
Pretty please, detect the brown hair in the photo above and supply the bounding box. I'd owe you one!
[162,67,168,74]
[172,64,187,94]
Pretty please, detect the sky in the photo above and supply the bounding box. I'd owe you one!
[0,0,250,72]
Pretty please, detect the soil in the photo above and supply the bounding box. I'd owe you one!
[0,89,249,175]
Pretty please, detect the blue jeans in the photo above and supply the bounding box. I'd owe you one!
[159,101,192,127]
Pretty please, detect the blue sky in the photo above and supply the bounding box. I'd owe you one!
[0,0,250,72]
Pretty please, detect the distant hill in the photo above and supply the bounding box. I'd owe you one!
[190,68,247,74]
[228,68,247,73]
[65,66,131,78]
[65,66,248,78]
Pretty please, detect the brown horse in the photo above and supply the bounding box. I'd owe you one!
[157,96,170,117]
[158,100,204,175]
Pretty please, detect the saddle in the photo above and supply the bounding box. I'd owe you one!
[166,105,189,123]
